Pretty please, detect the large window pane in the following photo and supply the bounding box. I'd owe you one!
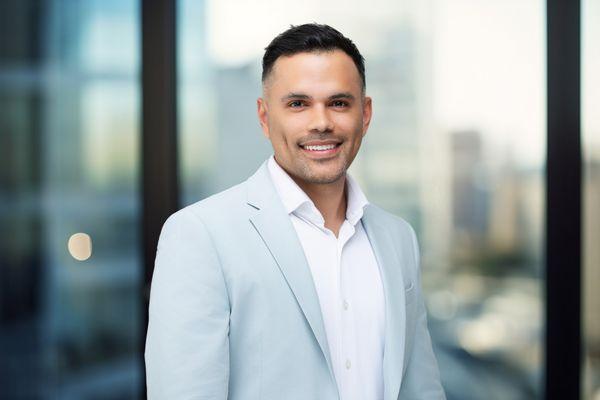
[0,1,141,398]
[178,1,545,398]
[583,0,600,398]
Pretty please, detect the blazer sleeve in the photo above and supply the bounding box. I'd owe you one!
[397,225,446,399]
[145,208,231,399]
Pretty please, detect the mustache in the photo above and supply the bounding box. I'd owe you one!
[298,134,342,145]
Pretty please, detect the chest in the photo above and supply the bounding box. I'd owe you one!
[289,216,385,331]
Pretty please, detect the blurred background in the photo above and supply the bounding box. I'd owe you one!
[0,0,597,399]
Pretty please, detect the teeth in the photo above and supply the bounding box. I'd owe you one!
[304,144,337,151]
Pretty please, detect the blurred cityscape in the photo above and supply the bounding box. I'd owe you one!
[179,2,547,397]
[1,1,142,398]
[0,0,598,399]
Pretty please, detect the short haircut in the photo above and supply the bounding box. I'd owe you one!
[262,23,366,91]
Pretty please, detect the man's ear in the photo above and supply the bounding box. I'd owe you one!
[257,97,270,139]
[361,96,373,137]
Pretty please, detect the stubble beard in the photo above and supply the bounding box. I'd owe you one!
[293,156,349,185]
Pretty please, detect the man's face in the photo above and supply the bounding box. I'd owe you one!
[257,50,372,186]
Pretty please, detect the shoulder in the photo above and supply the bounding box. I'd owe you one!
[160,180,248,236]
[186,182,247,219]
[365,203,418,241]
[364,203,421,267]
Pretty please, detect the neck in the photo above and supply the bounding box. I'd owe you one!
[291,174,347,237]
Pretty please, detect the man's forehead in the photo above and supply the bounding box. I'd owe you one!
[263,50,362,95]
[279,91,356,102]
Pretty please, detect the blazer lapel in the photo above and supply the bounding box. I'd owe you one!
[362,206,407,400]
[245,161,336,382]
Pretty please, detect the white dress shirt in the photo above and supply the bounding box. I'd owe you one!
[267,155,386,400]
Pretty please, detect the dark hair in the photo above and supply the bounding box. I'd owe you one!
[262,23,366,90]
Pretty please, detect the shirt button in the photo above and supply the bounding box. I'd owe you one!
[345,359,351,369]
[343,300,349,310]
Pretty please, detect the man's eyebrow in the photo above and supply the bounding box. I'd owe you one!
[281,93,312,102]
[329,92,355,100]
[280,92,356,102]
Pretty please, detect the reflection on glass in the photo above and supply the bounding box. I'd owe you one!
[0,1,141,398]
[67,233,93,261]
[178,0,545,398]
[583,0,600,398]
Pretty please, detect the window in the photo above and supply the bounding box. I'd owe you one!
[0,1,141,398]
[177,1,545,398]
[583,0,600,397]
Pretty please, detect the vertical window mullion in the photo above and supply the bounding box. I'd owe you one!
[545,0,582,398]
[141,1,179,398]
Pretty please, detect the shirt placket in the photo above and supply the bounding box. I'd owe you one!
[338,222,358,400]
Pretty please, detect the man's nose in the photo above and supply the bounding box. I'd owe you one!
[308,104,334,132]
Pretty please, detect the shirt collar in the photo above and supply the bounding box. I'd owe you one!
[266,155,369,227]
[345,170,370,225]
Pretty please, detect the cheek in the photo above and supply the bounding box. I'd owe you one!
[268,127,297,156]
[337,115,363,138]
[273,117,304,147]
[336,111,362,128]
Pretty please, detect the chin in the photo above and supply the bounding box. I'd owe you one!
[287,158,347,184]
[306,169,346,185]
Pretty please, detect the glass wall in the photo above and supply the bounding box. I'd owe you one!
[0,1,141,398]
[583,0,600,398]
[177,0,545,398]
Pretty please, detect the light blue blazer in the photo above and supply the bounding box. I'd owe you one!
[145,159,445,400]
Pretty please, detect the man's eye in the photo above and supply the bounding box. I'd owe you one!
[331,100,348,108]
[288,100,305,108]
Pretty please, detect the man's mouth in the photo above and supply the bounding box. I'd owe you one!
[299,142,342,157]
[301,143,340,151]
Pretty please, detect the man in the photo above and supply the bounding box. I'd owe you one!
[145,23,445,400]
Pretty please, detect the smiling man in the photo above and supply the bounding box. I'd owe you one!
[145,24,445,400]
